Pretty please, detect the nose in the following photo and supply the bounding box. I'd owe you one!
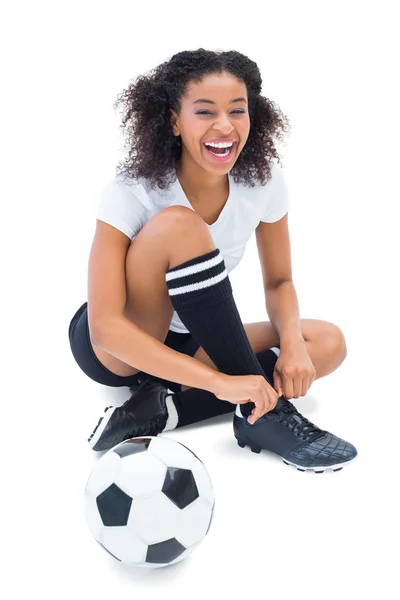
[212,113,235,135]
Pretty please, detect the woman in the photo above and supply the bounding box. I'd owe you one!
[68,48,357,472]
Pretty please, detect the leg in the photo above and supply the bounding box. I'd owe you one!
[92,206,217,377]
[162,261,357,471]
[181,319,347,391]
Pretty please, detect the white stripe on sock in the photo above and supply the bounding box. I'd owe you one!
[167,268,228,295]
[235,404,244,418]
[162,394,179,431]
[270,347,280,357]
[165,252,223,281]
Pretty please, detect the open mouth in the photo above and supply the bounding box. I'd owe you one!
[203,141,237,161]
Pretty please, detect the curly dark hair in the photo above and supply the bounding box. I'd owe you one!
[113,48,291,190]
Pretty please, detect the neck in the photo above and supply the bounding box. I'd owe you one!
[176,153,229,202]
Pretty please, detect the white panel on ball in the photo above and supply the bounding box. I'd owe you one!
[102,526,148,564]
[128,492,181,545]
[175,499,212,547]
[84,493,105,543]
[190,460,215,508]
[147,436,198,469]
[85,450,121,497]
[114,450,167,497]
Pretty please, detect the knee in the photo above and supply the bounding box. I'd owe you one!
[137,207,214,272]
[324,323,348,363]
[160,206,206,233]
[159,207,212,257]
[131,206,206,254]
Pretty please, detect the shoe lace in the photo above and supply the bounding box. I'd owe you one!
[272,401,326,443]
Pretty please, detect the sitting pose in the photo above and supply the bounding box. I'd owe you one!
[68,48,357,472]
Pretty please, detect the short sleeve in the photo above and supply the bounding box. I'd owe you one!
[259,164,290,223]
[95,177,148,241]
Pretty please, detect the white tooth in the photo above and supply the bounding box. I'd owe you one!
[205,142,233,148]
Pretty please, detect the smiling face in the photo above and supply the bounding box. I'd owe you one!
[170,72,251,176]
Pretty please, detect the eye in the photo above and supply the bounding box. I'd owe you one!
[196,110,245,115]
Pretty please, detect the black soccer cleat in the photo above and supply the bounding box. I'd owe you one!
[88,377,171,452]
[234,397,357,473]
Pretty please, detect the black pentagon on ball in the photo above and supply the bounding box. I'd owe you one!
[162,467,199,509]
[97,483,133,526]
[113,437,151,458]
[146,537,186,564]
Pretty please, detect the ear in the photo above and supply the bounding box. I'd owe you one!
[169,109,180,137]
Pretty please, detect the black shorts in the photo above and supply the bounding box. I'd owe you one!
[68,302,200,394]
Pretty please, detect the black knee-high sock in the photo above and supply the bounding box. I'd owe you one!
[170,347,279,428]
[165,248,275,418]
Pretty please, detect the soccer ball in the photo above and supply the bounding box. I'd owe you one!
[84,436,215,568]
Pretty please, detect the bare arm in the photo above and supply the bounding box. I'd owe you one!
[256,214,304,346]
[92,315,220,392]
[88,220,220,393]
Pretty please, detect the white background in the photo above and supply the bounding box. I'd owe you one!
[2,0,399,598]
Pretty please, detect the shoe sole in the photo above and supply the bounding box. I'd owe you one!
[88,406,117,451]
[235,437,357,473]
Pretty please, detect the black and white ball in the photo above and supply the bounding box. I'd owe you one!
[84,436,215,568]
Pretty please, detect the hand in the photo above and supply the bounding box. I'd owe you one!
[212,373,279,424]
[273,342,316,399]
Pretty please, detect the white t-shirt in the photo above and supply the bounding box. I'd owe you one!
[96,164,290,333]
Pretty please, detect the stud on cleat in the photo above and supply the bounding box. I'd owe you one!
[297,468,306,472]
[250,445,261,454]
[282,460,290,465]
[237,439,245,448]
[333,467,343,472]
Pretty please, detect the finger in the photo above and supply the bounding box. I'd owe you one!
[270,394,279,411]
[301,378,309,397]
[248,403,263,425]
[266,385,278,410]
[284,377,294,400]
[293,377,302,399]
[274,373,283,397]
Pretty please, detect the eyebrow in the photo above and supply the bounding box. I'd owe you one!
[192,97,247,105]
